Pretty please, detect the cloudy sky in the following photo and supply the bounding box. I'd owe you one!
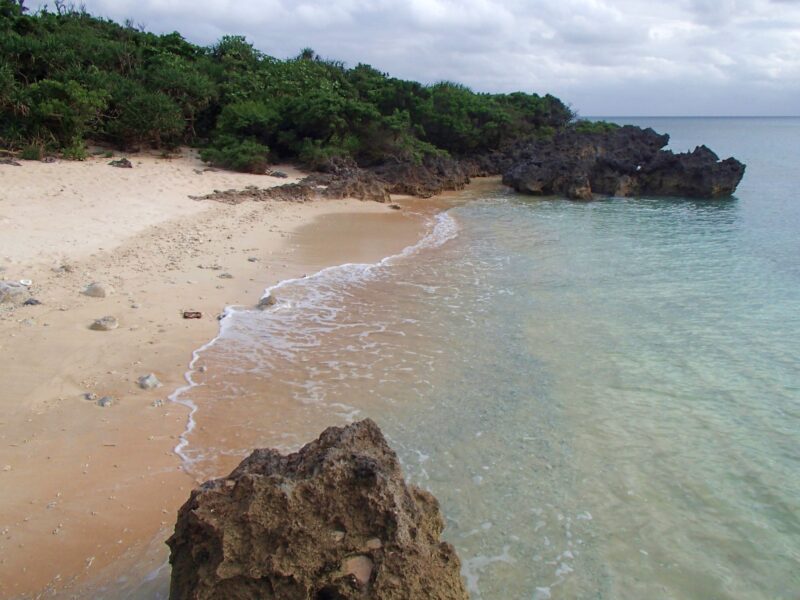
[38,0,800,115]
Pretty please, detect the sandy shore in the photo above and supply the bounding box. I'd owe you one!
[0,151,426,598]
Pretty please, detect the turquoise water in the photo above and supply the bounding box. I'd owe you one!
[167,117,800,599]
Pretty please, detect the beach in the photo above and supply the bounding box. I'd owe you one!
[0,151,425,597]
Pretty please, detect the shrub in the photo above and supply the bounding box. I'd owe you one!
[297,138,350,170]
[105,89,184,148]
[572,119,620,134]
[24,79,107,147]
[61,139,87,160]
[20,142,43,160]
[200,136,269,173]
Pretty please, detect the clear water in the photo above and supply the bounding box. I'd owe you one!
[167,118,800,599]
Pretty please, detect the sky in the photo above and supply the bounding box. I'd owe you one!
[35,0,800,116]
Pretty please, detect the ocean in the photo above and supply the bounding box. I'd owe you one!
[168,117,800,599]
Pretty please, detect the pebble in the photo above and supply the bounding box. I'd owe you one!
[97,396,113,408]
[23,298,42,306]
[218,272,234,279]
[257,294,277,309]
[0,280,29,304]
[109,158,132,168]
[83,282,114,298]
[83,392,97,401]
[138,373,161,390]
[90,316,119,331]
[247,257,258,262]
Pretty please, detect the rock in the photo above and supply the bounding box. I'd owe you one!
[502,126,745,200]
[23,298,42,306]
[167,419,468,600]
[138,373,161,390]
[83,282,114,298]
[373,154,470,199]
[388,204,402,210]
[90,316,119,331]
[97,396,113,407]
[83,392,98,401]
[256,293,277,309]
[182,311,202,319]
[218,272,234,279]
[42,156,57,163]
[52,262,75,274]
[0,281,30,305]
[247,257,258,262]
[267,170,289,178]
[109,158,133,168]
[0,158,22,166]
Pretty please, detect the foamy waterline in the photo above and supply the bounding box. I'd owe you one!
[169,209,459,473]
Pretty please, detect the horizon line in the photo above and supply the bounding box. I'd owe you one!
[585,115,799,119]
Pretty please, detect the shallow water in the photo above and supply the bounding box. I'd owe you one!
[151,118,799,598]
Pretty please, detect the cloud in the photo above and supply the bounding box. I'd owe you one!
[33,0,800,115]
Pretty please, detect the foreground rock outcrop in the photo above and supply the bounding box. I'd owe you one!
[502,126,746,200]
[167,419,467,600]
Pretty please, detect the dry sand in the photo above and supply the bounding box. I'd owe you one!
[0,150,426,597]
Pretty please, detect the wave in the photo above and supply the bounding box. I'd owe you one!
[169,209,459,473]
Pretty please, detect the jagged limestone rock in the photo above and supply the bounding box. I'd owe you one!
[168,419,468,600]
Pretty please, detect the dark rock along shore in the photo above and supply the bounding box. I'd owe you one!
[168,419,468,599]
[193,125,745,206]
[501,125,746,200]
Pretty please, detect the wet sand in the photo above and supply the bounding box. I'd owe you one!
[0,152,426,598]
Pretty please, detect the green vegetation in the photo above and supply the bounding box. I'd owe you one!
[0,1,575,169]
[571,119,620,134]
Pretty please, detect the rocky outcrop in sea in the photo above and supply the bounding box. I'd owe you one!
[167,419,468,599]
[501,126,746,200]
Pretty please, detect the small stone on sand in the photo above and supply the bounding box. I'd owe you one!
[90,316,119,331]
[138,373,161,390]
[257,294,277,309]
[97,396,113,407]
[83,282,114,298]
[0,281,29,304]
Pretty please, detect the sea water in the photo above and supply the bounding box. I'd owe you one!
[167,118,800,599]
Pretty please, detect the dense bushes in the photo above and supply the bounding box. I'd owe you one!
[572,119,620,134]
[0,0,575,169]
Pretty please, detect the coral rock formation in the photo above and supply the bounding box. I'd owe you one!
[167,419,468,600]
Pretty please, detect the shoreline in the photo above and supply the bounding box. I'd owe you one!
[0,152,427,598]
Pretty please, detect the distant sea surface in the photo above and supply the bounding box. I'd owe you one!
[165,117,800,599]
